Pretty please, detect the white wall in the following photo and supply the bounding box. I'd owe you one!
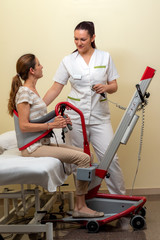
[0,0,160,192]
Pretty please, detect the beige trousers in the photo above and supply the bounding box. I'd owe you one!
[22,144,90,195]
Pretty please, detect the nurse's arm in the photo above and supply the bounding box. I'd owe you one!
[106,79,118,94]
[43,82,64,106]
[93,79,118,95]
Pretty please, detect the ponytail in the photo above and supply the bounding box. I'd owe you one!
[8,53,36,116]
[8,75,22,116]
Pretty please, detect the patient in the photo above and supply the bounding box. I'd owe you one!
[8,53,104,218]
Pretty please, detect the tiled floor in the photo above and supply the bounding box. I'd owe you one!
[1,194,160,240]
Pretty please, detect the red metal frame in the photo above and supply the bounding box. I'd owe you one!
[55,102,91,156]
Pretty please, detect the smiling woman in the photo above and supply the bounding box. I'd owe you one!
[43,21,126,196]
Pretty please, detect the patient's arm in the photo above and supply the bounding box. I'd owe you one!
[17,102,67,132]
[30,110,56,123]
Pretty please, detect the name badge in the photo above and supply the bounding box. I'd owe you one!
[73,74,82,80]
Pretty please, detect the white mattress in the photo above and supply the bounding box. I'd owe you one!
[0,148,73,192]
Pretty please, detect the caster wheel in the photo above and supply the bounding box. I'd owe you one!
[138,206,146,217]
[130,215,145,230]
[86,220,99,233]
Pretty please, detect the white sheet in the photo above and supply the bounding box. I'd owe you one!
[0,148,73,192]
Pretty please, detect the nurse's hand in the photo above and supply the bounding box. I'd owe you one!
[92,84,107,94]
[93,80,118,94]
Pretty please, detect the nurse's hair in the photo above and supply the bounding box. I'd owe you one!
[74,21,96,49]
[8,53,36,116]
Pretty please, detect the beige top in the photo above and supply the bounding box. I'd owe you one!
[16,86,50,153]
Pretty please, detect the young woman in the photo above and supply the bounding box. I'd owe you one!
[43,21,126,195]
[8,53,104,218]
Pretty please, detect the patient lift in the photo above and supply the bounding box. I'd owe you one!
[53,66,156,232]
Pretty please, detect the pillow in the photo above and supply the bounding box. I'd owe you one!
[0,129,69,150]
[0,146,4,154]
[0,130,17,150]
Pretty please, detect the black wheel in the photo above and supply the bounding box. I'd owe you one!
[130,215,145,230]
[137,207,146,217]
[86,220,99,233]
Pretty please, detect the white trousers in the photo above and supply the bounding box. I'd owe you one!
[67,122,126,195]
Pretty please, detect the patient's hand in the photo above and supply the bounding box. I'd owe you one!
[64,114,72,126]
[51,115,67,129]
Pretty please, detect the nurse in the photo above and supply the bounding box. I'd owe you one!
[43,21,126,195]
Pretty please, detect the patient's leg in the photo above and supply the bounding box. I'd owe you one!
[22,145,90,195]
[22,146,104,217]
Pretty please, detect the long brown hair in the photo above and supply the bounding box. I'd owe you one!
[8,54,36,116]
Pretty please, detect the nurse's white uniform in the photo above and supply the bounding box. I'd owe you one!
[53,49,126,195]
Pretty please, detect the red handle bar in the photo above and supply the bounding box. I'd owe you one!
[55,102,91,156]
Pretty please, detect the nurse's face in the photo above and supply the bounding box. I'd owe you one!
[74,29,95,54]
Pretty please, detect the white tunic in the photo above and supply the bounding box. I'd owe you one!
[53,49,119,124]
